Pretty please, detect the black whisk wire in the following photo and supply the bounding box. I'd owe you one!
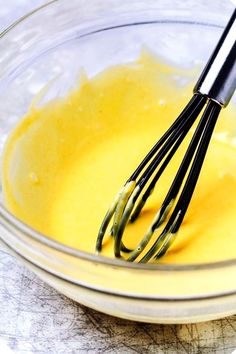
[140,100,221,262]
[96,94,206,255]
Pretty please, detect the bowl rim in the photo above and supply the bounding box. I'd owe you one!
[1,0,236,272]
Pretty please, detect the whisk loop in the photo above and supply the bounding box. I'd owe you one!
[96,9,236,262]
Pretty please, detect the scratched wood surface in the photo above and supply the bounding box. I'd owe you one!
[1,248,236,354]
[1,1,236,353]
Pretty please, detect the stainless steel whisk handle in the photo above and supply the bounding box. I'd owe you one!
[194,8,236,107]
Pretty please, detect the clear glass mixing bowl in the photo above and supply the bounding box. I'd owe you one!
[0,0,236,323]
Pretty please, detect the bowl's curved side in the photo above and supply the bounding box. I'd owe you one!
[2,238,236,324]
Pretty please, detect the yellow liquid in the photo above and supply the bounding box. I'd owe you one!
[2,53,236,264]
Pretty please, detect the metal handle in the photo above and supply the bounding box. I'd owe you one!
[194,8,236,107]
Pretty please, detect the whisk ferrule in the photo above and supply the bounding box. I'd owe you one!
[194,8,236,106]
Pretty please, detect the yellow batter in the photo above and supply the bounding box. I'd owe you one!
[2,53,236,264]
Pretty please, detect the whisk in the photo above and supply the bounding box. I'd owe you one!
[96,9,236,263]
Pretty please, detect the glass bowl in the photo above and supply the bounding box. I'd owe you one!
[0,0,236,324]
